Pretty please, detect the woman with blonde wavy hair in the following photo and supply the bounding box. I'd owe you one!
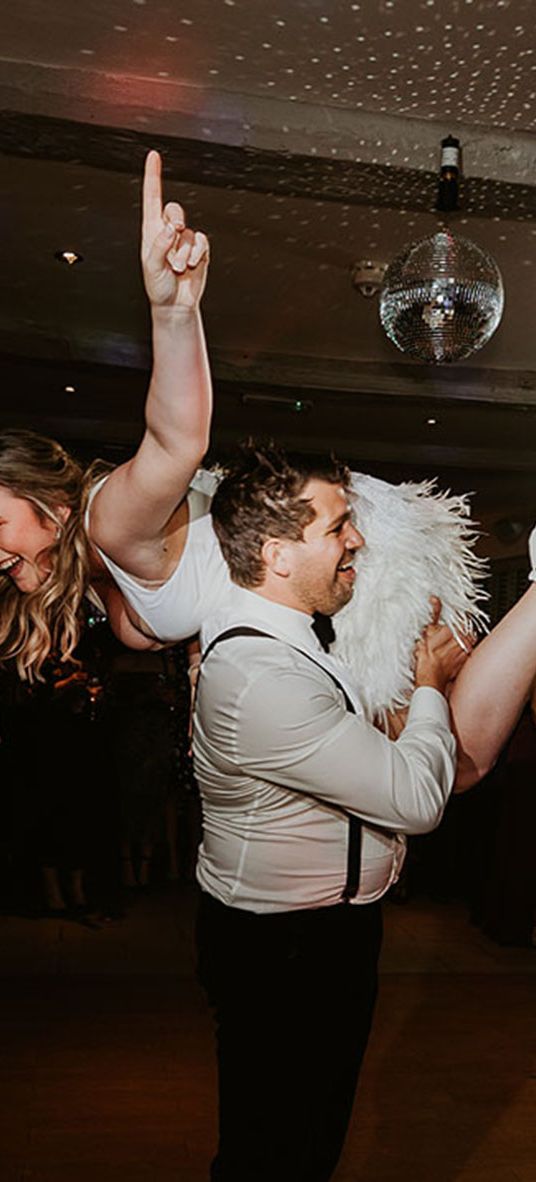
[0,430,107,681]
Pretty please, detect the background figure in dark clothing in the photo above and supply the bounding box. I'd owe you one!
[473,693,536,947]
[112,643,199,889]
[1,609,120,918]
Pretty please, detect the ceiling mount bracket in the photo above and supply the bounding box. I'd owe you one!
[351,260,387,299]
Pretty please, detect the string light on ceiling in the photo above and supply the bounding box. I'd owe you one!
[379,138,505,363]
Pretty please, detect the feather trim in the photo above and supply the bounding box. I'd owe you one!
[333,472,489,723]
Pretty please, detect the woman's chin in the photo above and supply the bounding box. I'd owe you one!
[11,563,42,593]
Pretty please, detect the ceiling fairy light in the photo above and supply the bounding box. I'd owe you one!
[378,138,505,363]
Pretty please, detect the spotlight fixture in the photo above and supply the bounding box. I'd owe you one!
[54,250,84,266]
[436,135,461,213]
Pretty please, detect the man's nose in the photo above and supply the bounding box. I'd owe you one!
[346,524,365,550]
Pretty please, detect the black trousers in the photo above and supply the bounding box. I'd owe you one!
[196,892,383,1182]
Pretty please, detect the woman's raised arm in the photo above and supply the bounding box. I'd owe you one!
[89,150,211,582]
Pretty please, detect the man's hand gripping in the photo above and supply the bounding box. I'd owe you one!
[415,596,473,696]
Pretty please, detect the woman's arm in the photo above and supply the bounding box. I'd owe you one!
[89,150,211,583]
[450,583,536,790]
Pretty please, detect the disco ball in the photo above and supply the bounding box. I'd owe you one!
[379,231,504,363]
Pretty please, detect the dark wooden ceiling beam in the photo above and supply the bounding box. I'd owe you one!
[1,110,534,221]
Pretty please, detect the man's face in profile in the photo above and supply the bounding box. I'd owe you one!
[283,479,364,617]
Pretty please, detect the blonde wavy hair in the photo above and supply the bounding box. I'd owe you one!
[0,429,109,682]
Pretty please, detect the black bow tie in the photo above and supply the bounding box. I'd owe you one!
[311,613,336,653]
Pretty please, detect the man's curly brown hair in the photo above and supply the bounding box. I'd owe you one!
[211,441,350,588]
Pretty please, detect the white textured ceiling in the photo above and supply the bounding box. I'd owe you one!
[3,0,535,132]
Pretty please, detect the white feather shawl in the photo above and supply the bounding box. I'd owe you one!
[333,472,489,722]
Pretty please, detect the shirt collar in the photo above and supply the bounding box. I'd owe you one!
[201,583,324,655]
[200,583,364,717]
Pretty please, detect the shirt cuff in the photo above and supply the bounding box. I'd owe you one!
[407,685,451,727]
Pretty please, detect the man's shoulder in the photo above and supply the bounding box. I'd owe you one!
[201,627,342,698]
[204,627,308,668]
[197,629,352,755]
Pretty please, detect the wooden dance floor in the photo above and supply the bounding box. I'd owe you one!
[1,886,534,1182]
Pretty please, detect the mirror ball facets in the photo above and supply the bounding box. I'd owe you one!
[379,231,504,363]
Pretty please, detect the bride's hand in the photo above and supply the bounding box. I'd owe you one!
[141,149,210,312]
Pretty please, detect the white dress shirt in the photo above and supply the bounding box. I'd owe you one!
[194,586,456,913]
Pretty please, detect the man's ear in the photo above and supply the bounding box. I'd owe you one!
[262,537,291,579]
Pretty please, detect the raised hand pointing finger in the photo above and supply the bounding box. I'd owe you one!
[141,150,210,311]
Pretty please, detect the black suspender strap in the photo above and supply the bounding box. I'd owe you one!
[343,817,362,903]
[202,626,277,664]
[201,626,362,903]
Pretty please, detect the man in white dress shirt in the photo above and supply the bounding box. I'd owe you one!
[193,443,467,1182]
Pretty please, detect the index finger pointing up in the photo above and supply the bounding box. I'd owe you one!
[142,150,164,247]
